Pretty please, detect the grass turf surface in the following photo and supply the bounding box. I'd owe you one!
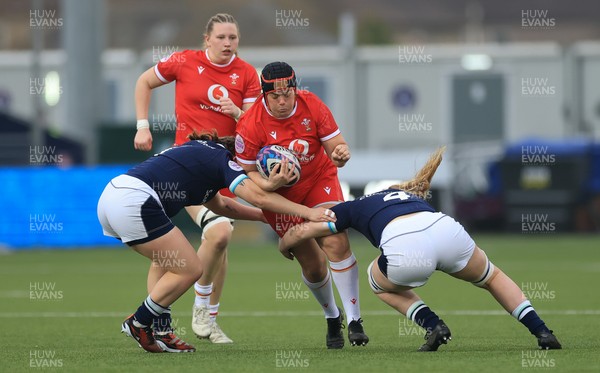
[0,234,599,372]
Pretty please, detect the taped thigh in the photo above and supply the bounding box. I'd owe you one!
[471,253,495,287]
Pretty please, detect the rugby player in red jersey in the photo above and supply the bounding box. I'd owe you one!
[235,62,369,349]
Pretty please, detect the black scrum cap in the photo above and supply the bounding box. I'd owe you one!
[260,61,297,94]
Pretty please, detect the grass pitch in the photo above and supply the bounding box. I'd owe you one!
[0,234,599,372]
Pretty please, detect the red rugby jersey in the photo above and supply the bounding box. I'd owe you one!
[235,91,341,187]
[154,49,260,144]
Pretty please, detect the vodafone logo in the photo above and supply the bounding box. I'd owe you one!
[289,139,309,156]
[207,84,229,105]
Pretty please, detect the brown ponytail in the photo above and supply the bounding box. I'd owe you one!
[188,130,236,155]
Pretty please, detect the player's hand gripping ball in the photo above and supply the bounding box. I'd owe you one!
[256,145,301,187]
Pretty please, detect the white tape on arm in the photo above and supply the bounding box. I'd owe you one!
[136,119,150,130]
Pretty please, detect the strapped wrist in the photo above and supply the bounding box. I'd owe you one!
[234,107,244,121]
[136,119,150,130]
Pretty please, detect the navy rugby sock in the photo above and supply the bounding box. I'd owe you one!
[153,306,172,333]
[133,295,168,327]
[407,300,440,331]
[511,300,550,336]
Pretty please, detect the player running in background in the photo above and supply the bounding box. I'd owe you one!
[98,131,336,353]
[279,147,562,351]
[235,61,369,349]
[133,13,260,343]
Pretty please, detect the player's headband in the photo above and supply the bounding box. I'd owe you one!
[260,61,297,94]
[261,73,296,94]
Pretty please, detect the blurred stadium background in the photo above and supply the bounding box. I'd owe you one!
[1,0,600,248]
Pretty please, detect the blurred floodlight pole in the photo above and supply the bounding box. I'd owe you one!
[339,12,359,150]
[464,0,484,43]
[31,0,44,149]
[339,12,355,49]
[62,0,105,164]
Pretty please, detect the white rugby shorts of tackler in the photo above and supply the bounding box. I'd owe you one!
[377,211,475,287]
[97,174,175,245]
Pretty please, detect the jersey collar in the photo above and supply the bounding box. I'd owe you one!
[204,49,236,67]
[261,97,297,120]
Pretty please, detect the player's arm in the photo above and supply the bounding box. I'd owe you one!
[279,222,335,260]
[220,100,255,121]
[234,102,255,121]
[203,193,266,222]
[230,176,335,223]
[233,65,261,120]
[218,96,245,121]
[322,133,351,168]
[134,67,168,151]
[219,93,256,121]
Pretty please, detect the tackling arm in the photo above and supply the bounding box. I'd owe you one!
[278,222,334,260]
[203,193,265,222]
[231,177,335,223]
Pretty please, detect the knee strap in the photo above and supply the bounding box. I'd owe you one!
[472,255,495,287]
[367,260,386,294]
[194,207,233,239]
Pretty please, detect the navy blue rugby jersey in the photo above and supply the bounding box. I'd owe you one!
[329,189,435,248]
[126,140,247,217]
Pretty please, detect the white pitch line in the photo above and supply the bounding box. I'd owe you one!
[0,290,29,298]
[0,310,598,318]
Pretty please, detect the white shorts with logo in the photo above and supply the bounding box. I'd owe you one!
[97,174,175,245]
[377,211,476,288]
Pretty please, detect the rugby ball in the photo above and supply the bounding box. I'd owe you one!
[256,145,301,187]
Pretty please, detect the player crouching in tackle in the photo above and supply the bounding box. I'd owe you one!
[279,147,562,351]
[98,131,335,353]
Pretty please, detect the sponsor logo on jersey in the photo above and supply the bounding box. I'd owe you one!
[207,84,229,105]
[230,73,239,85]
[288,139,315,163]
[324,187,331,195]
[197,66,205,75]
[235,134,245,153]
[194,140,216,149]
[270,131,277,139]
[228,160,243,171]
[201,189,214,204]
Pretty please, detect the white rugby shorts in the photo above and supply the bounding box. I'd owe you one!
[377,211,475,287]
[97,174,175,245]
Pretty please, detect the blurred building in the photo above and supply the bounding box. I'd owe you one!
[1,0,599,248]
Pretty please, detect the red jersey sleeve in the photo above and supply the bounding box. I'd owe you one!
[242,65,261,105]
[314,96,341,142]
[235,116,264,167]
[154,51,186,83]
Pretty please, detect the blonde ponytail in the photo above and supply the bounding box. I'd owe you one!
[389,146,446,199]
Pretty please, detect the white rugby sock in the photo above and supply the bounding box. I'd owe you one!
[209,303,220,322]
[302,271,339,319]
[330,253,361,324]
[194,283,212,308]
